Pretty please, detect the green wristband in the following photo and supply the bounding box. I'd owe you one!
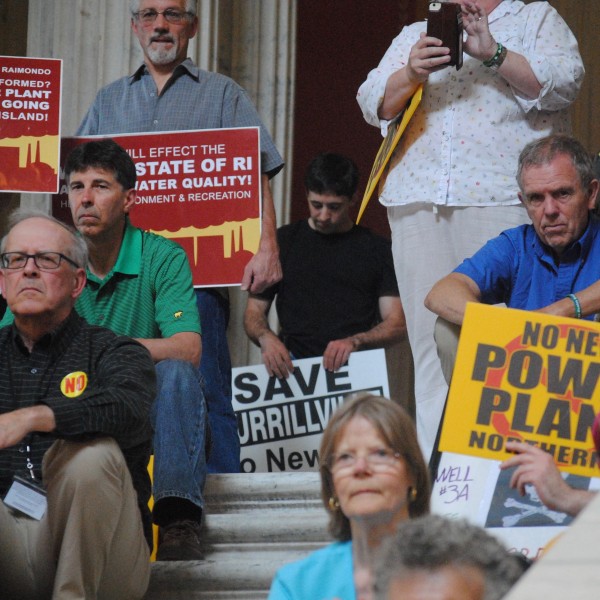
[567,293,582,319]
[483,43,507,70]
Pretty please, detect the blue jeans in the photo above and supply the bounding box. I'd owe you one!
[151,359,208,513]
[195,289,241,473]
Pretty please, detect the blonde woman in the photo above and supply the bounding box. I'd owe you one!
[268,394,430,600]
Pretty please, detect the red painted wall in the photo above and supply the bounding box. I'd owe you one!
[291,2,423,237]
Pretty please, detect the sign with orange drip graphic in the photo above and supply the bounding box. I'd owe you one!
[0,55,62,193]
[52,128,261,286]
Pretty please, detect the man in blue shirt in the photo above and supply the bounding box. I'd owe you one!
[425,134,600,516]
[425,134,600,330]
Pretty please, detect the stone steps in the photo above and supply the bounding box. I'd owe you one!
[144,472,331,599]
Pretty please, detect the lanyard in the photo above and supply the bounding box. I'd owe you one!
[6,330,58,482]
[24,443,37,481]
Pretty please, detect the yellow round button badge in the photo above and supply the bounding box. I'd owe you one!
[60,371,88,398]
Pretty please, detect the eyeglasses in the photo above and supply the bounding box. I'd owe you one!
[133,8,194,25]
[327,448,402,474]
[1,252,80,271]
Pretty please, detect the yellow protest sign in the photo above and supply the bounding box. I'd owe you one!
[355,84,423,224]
[440,303,600,478]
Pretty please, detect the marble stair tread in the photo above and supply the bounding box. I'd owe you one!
[144,472,331,599]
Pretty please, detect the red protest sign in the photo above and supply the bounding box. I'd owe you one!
[0,56,62,193]
[52,128,261,287]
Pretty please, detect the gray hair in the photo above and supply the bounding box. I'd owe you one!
[373,515,526,600]
[1,209,88,269]
[129,0,197,16]
[516,134,596,194]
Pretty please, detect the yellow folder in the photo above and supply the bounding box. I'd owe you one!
[356,84,423,224]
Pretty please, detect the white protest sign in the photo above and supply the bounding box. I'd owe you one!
[232,349,390,473]
[431,451,600,560]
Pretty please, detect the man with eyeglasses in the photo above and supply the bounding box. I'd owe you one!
[0,138,207,560]
[76,0,285,484]
[0,210,155,599]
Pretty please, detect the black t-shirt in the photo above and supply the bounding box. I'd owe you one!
[259,220,399,358]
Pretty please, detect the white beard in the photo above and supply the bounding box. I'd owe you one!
[146,42,178,65]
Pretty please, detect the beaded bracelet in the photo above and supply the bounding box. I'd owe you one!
[567,293,582,319]
[483,42,507,70]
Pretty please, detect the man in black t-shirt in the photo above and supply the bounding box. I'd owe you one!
[244,153,406,378]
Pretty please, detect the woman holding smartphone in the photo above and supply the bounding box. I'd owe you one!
[356,0,584,464]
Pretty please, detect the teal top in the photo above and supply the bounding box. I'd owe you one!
[268,541,355,600]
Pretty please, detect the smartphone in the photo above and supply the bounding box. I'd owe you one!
[427,2,463,70]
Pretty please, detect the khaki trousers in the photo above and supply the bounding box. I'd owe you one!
[434,316,462,386]
[0,438,150,600]
[388,203,528,459]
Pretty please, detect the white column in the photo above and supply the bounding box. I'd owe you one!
[23,0,143,211]
[27,0,143,136]
[215,1,296,367]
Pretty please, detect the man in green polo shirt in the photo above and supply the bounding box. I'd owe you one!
[65,139,208,561]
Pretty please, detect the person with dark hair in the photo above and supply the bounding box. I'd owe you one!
[303,152,360,199]
[373,514,525,600]
[244,153,405,378]
[0,210,155,599]
[64,138,138,190]
[268,393,430,600]
[76,0,285,480]
[33,138,206,561]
